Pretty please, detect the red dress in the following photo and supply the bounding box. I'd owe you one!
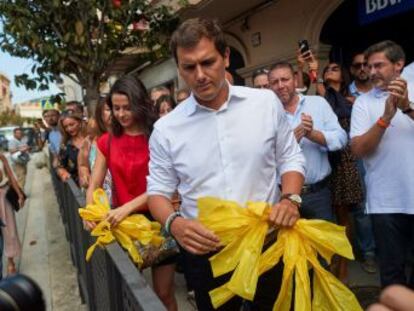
[97,132,149,209]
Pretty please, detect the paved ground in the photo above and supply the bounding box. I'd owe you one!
[11,153,381,310]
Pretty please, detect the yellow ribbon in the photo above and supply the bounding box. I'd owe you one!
[78,189,163,267]
[198,197,362,311]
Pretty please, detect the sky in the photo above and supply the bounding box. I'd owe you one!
[0,50,61,105]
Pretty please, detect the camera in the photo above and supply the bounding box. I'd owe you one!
[298,39,310,54]
[0,274,45,311]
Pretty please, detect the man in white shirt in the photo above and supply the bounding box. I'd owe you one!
[350,40,414,288]
[147,18,306,310]
[269,62,347,222]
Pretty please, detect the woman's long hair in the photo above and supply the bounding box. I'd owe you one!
[108,75,157,137]
[58,112,86,145]
[95,94,110,136]
[322,62,352,97]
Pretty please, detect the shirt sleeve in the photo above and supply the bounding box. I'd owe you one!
[350,97,371,139]
[146,127,179,199]
[97,133,109,158]
[317,98,348,151]
[273,97,306,177]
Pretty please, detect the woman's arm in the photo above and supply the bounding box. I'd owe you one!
[105,193,148,227]
[0,154,25,207]
[77,138,92,188]
[86,148,107,205]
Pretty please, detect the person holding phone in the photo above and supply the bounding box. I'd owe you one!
[350,40,414,288]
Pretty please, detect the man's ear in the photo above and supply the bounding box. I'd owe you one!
[395,59,405,74]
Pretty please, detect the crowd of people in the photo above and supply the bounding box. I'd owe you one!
[33,17,414,311]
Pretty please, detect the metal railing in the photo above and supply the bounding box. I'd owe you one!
[49,162,166,311]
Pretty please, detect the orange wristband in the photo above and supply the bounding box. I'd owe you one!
[376,117,390,129]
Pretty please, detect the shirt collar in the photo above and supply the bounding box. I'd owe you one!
[184,82,248,117]
[285,93,305,116]
[349,81,360,97]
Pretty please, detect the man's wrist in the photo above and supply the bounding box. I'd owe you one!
[165,211,182,235]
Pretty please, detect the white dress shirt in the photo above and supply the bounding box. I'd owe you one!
[402,62,414,98]
[147,85,306,219]
[283,95,348,184]
[350,88,414,214]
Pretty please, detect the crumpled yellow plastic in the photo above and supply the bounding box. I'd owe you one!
[198,197,362,311]
[78,188,163,267]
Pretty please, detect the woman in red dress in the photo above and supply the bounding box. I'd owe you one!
[86,75,177,311]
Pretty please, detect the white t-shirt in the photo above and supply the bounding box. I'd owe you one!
[350,88,414,214]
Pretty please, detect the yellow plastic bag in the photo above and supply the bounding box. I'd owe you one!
[78,188,163,267]
[198,197,362,311]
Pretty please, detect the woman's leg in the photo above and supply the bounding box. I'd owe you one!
[334,205,352,283]
[152,264,177,311]
[7,257,16,274]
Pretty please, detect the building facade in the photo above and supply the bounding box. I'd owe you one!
[139,0,414,90]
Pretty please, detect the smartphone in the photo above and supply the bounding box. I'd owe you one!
[298,40,310,54]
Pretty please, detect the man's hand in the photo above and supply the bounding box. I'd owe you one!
[170,217,220,255]
[18,194,25,209]
[301,113,314,136]
[268,199,300,227]
[106,206,132,227]
[387,78,410,112]
[294,124,306,142]
[368,285,414,311]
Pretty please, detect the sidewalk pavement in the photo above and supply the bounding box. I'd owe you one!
[11,155,380,310]
[14,159,86,311]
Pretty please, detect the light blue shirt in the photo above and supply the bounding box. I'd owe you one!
[147,85,306,219]
[48,127,62,155]
[349,81,362,97]
[284,94,348,184]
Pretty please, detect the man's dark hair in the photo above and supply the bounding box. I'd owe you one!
[108,75,157,137]
[364,40,405,64]
[252,68,269,81]
[13,127,23,134]
[170,17,227,63]
[42,109,59,117]
[269,61,295,76]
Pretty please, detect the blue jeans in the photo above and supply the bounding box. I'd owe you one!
[300,186,335,222]
[371,214,414,289]
[352,159,376,258]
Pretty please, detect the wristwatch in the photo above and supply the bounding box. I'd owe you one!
[402,101,414,114]
[280,193,302,207]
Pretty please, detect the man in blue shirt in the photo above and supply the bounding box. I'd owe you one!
[42,109,62,156]
[269,62,347,222]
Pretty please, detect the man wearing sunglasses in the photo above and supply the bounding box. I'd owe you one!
[349,52,372,97]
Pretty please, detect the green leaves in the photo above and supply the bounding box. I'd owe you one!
[0,0,178,106]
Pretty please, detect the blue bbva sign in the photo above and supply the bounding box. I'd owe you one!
[358,0,414,25]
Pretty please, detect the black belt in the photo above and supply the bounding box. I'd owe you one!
[301,176,330,195]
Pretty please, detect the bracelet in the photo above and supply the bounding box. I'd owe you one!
[376,117,390,129]
[165,211,181,236]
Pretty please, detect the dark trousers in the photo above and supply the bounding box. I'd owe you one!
[371,214,414,289]
[181,249,284,311]
[300,185,335,222]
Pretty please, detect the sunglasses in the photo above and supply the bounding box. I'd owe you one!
[352,62,367,69]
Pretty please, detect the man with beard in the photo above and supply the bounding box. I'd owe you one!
[350,40,414,288]
[42,109,62,156]
[348,52,377,275]
[268,62,347,222]
[349,52,373,97]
